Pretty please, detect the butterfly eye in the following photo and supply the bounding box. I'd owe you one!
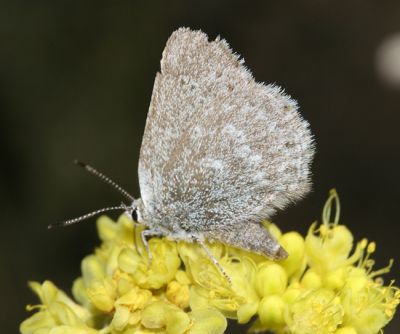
[132,209,138,222]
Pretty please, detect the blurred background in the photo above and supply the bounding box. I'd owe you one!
[2,0,400,332]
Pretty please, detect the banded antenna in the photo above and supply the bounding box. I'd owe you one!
[48,205,130,229]
[74,160,134,201]
[47,161,135,229]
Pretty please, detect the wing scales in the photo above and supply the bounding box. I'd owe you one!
[138,28,314,243]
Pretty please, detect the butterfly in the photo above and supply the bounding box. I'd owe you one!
[50,27,314,277]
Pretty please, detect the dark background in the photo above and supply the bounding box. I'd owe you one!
[2,0,400,332]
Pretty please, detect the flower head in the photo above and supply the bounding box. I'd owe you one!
[286,288,344,334]
[21,190,399,333]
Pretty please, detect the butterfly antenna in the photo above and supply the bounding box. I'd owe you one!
[74,160,134,201]
[48,205,128,229]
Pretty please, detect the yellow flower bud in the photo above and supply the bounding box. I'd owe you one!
[86,278,116,312]
[113,214,135,244]
[97,215,119,242]
[72,278,89,307]
[279,232,305,277]
[256,263,287,297]
[28,281,55,304]
[237,302,259,324]
[111,305,130,331]
[301,269,322,289]
[117,276,135,296]
[324,268,345,290]
[258,295,286,327]
[118,247,141,275]
[81,255,106,285]
[282,283,302,305]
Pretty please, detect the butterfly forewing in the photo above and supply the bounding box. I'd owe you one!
[138,28,314,254]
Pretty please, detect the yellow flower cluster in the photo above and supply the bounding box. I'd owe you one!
[21,190,399,334]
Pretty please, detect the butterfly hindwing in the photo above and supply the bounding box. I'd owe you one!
[138,28,314,253]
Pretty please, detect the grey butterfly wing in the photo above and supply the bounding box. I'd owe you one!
[138,28,314,258]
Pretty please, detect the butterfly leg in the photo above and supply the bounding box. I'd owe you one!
[195,237,232,285]
[141,229,164,267]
